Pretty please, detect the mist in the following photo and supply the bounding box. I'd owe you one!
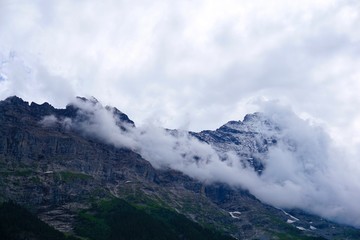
[43,97,360,228]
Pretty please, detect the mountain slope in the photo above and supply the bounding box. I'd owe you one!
[0,96,359,240]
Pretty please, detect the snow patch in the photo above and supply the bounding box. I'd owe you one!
[310,225,317,230]
[287,219,296,224]
[296,226,306,231]
[229,211,241,219]
[282,210,299,221]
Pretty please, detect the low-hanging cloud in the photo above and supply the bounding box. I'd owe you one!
[249,102,360,226]
[47,97,360,228]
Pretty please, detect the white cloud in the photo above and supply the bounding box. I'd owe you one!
[56,99,360,227]
[1,0,359,132]
[2,0,360,227]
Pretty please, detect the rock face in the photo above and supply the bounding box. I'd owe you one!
[191,112,280,173]
[1,96,359,239]
[0,96,153,232]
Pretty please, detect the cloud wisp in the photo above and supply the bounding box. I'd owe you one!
[44,97,360,228]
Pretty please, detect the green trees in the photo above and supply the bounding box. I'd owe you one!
[74,199,235,240]
[0,201,78,240]
[0,199,235,240]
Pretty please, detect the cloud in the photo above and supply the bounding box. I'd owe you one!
[1,0,360,132]
[67,98,138,149]
[40,115,58,127]
[0,52,75,107]
[52,98,360,227]
[243,101,360,227]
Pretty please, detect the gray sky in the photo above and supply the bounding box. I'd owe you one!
[1,0,360,137]
[2,0,360,226]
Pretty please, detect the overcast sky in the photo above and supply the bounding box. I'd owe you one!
[2,0,360,227]
[1,0,360,137]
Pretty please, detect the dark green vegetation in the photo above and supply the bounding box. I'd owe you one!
[268,227,327,240]
[273,232,326,240]
[0,201,78,240]
[56,171,93,183]
[0,199,235,240]
[74,198,235,240]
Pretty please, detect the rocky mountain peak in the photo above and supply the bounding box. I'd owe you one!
[191,113,281,173]
[1,96,58,121]
[75,96,99,105]
[65,96,135,127]
[0,96,135,133]
[221,112,279,135]
[0,96,44,123]
[243,112,264,122]
[3,95,29,105]
[1,96,30,112]
[105,106,135,127]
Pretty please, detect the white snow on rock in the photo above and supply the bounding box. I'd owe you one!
[282,210,300,221]
[296,226,306,231]
[229,211,241,219]
[310,225,317,230]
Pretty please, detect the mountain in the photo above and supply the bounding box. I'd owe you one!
[190,112,279,173]
[0,96,359,240]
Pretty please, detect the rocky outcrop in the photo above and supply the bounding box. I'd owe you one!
[0,96,155,232]
[190,112,280,173]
